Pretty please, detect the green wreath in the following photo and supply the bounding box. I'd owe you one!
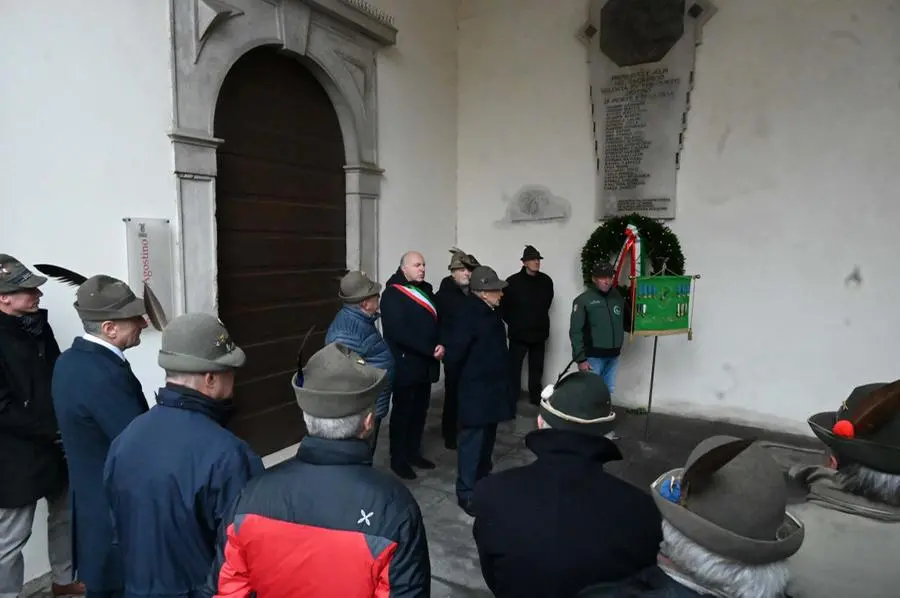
[580,213,685,288]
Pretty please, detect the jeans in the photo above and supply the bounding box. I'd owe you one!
[586,356,620,396]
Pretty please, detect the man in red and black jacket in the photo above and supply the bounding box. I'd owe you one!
[206,343,430,598]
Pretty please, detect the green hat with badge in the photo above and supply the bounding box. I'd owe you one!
[539,371,617,437]
[0,254,47,294]
[158,313,246,372]
[339,271,382,304]
[292,342,387,418]
[448,247,480,271]
[75,275,147,322]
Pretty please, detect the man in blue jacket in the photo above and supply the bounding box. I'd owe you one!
[53,275,150,598]
[325,270,394,453]
[104,313,264,598]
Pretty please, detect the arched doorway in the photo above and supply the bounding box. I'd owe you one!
[214,46,346,456]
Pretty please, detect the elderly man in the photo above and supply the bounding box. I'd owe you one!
[569,263,631,396]
[579,436,805,597]
[785,380,900,598]
[445,266,513,515]
[0,256,82,598]
[206,343,430,597]
[53,275,150,598]
[104,313,264,598]
[380,251,442,480]
[502,245,554,406]
[325,270,394,453]
[471,371,661,597]
[435,247,479,449]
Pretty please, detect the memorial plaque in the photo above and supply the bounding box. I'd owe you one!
[582,0,715,220]
[124,218,175,325]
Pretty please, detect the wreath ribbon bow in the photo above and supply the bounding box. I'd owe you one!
[613,224,645,287]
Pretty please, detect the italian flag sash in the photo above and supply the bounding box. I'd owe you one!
[391,284,438,319]
[613,224,646,288]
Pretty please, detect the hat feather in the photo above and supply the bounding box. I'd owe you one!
[680,438,754,504]
[33,264,87,287]
[143,282,168,331]
[839,379,900,437]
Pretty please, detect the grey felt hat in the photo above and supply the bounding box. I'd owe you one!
[75,275,146,321]
[470,266,508,292]
[448,247,480,271]
[0,254,47,294]
[651,436,804,565]
[339,271,382,304]
[539,371,617,437]
[291,342,387,419]
[521,245,542,261]
[158,313,246,372]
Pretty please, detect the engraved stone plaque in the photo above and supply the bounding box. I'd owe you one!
[583,0,715,220]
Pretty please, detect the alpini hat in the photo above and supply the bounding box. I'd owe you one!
[651,436,804,565]
[75,275,146,322]
[539,371,617,437]
[158,313,246,372]
[339,271,382,304]
[448,247,480,271]
[291,342,387,418]
[470,266,508,292]
[807,380,900,474]
[0,254,46,294]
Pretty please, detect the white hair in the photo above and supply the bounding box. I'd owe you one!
[838,463,900,506]
[83,320,104,335]
[660,520,790,598]
[303,408,372,440]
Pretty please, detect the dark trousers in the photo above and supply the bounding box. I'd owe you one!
[441,370,459,442]
[389,384,431,464]
[370,416,383,455]
[456,424,497,502]
[508,340,546,404]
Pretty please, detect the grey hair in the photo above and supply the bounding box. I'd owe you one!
[303,408,373,440]
[838,463,900,506]
[660,520,790,598]
[83,320,104,335]
[164,370,206,385]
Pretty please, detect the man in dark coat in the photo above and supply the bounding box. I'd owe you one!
[53,275,150,598]
[435,247,479,450]
[325,271,394,454]
[0,255,83,598]
[380,251,442,480]
[104,313,264,598]
[471,371,661,598]
[207,342,430,597]
[445,266,514,515]
[502,245,553,406]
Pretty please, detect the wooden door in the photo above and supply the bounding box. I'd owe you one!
[214,46,346,456]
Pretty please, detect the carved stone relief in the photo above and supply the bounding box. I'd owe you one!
[168,0,396,314]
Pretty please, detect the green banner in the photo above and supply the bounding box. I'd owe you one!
[631,275,694,337]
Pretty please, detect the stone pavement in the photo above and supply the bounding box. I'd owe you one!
[26,388,827,598]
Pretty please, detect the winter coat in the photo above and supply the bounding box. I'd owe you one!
[325,305,395,418]
[206,436,431,597]
[569,286,632,361]
[577,566,704,597]
[380,270,440,387]
[104,384,264,598]
[445,294,514,427]
[52,337,149,591]
[0,310,67,508]
[501,268,554,343]
[472,430,662,598]
[435,276,469,377]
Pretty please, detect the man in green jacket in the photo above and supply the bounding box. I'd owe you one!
[569,263,631,395]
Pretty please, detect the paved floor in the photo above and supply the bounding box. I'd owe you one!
[26,388,827,598]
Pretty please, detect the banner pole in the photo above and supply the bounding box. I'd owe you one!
[644,335,660,440]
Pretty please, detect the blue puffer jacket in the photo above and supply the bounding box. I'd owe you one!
[325,306,395,418]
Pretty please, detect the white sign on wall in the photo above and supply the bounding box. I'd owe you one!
[123,218,175,325]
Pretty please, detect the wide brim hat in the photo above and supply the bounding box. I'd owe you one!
[75,275,146,321]
[470,266,508,292]
[292,342,388,418]
[539,371,617,437]
[158,313,246,372]
[0,254,47,293]
[650,436,804,565]
[338,271,382,303]
[807,381,900,474]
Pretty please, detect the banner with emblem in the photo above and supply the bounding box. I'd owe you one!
[630,274,699,338]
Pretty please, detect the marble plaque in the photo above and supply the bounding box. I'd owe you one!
[583,0,715,220]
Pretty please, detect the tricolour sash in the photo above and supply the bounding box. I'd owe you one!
[391,284,437,319]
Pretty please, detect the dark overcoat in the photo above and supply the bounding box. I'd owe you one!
[52,337,149,591]
[444,294,514,427]
[380,270,440,387]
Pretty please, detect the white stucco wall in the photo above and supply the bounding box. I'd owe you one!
[371,0,459,286]
[0,0,174,584]
[457,0,900,432]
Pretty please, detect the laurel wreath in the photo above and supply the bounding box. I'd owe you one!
[580,213,686,287]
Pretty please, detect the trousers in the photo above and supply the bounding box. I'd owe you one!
[389,384,431,464]
[508,341,546,404]
[456,424,498,502]
[441,369,460,442]
[0,490,74,598]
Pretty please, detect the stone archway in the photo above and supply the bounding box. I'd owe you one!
[168,0,396,317]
